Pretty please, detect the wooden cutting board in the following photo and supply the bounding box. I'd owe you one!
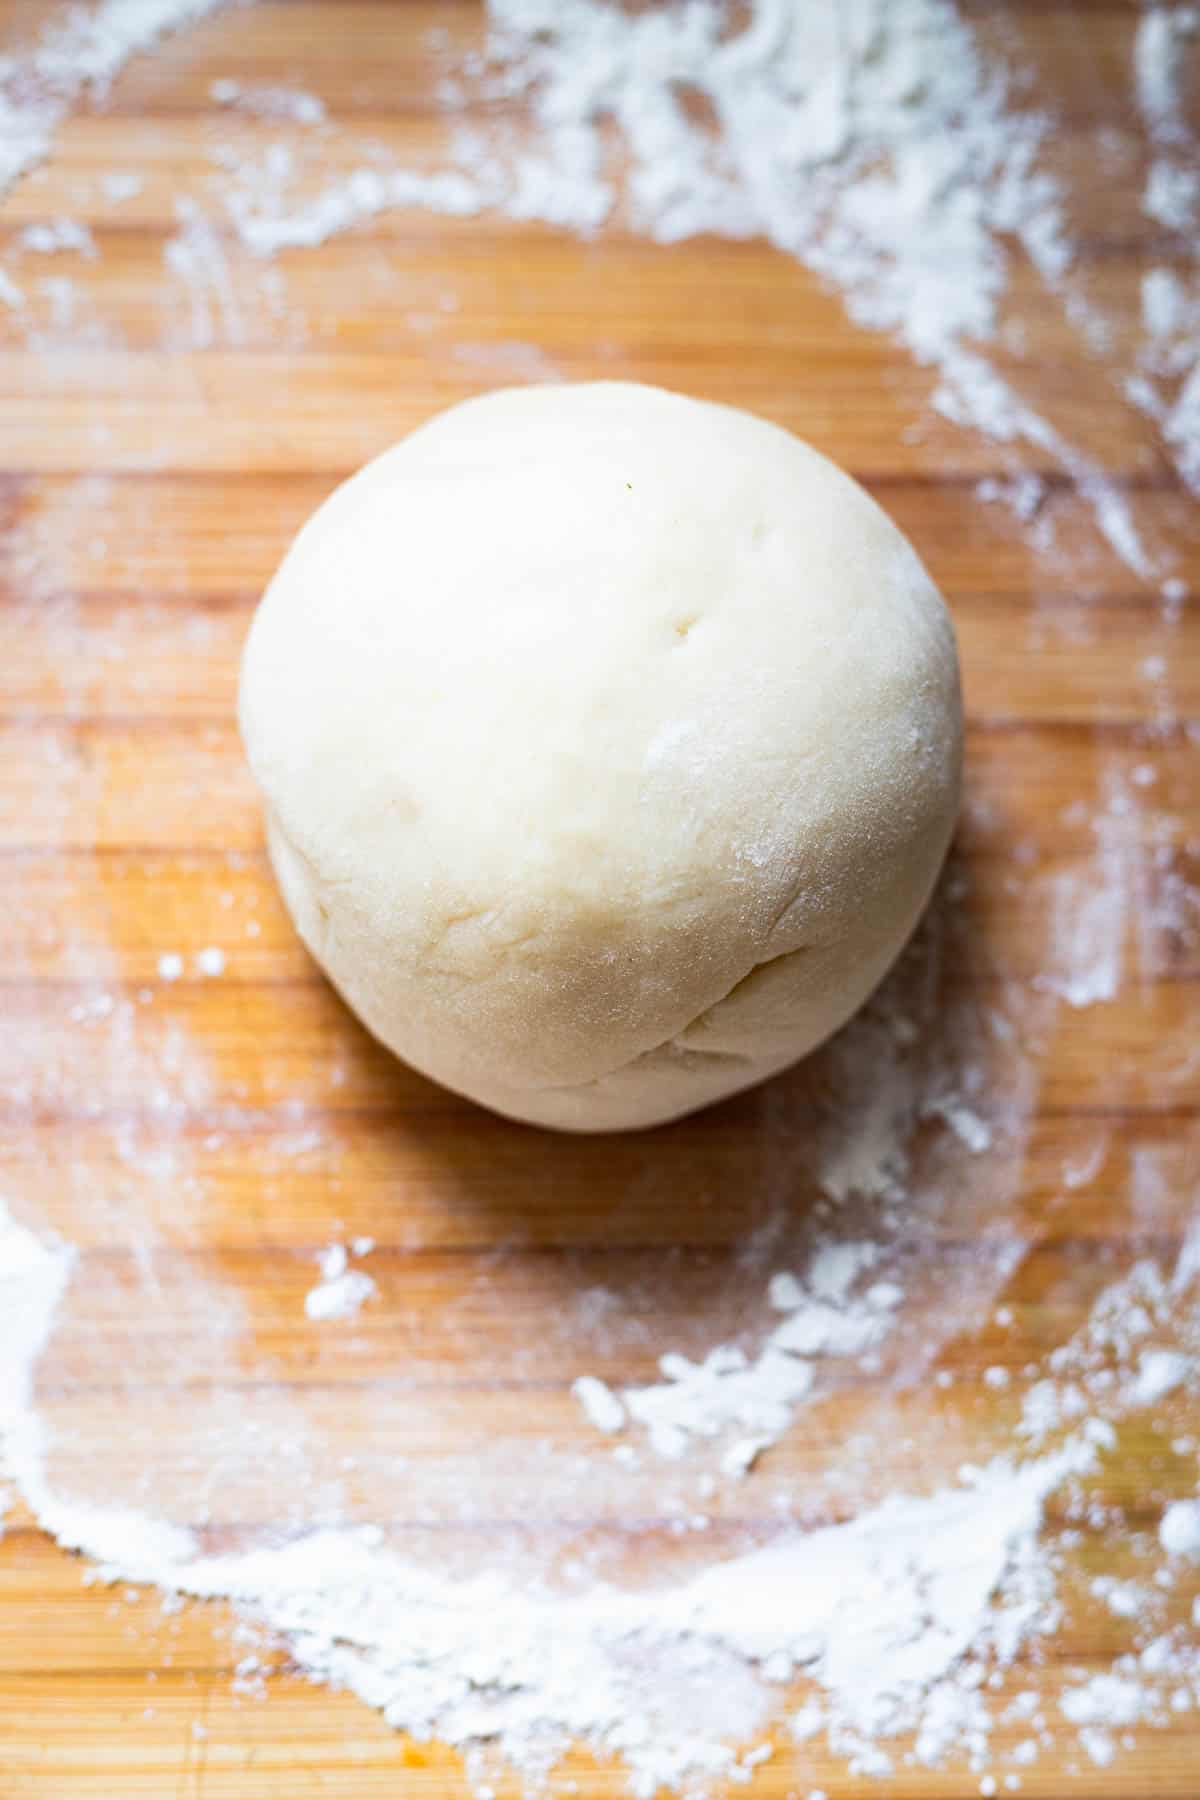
[1,3,1197,1795]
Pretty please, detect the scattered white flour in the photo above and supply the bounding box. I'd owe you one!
[571,986,1020,1478]
[623,1344,816,1466]
[606,1240,900,1468]
[1129,1349,1193,1407]
[194,0,1175,569]
[210,77,326,124]
[0,0,232,199]
[0,1201,76,1481]
[1143,267,1191,344]
[1034,771,1145,1009]
[226,163,487,257]
[304,1243,376,1323]
[1060,1673,1144,1730]
[0,1230,1116,1800]
[1167,363,1200,491]
[18,217,97,257]
[1160,1502,1200,1559]
[1175,1222,1200,1297]
[12,1209,1196,1797]
[3,0,1197,563]
[101,169,143,204]
[572,1375,626,1435]
[1091,1576,1149,1622]
[1,2,1199,1794]
[925,1096,993,1155]
[163,195,247,347]
[1135,7,1199,143]
[1145,158,1200,233]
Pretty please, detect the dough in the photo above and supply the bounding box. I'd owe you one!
[240,383,962,1131]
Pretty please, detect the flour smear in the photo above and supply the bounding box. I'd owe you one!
[1,1,1199,1795]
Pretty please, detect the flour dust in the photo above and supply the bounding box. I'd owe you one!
[0,1,1198,1796]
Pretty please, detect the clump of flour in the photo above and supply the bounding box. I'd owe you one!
[578,1244,904,1473]
[304,1243,376,1323]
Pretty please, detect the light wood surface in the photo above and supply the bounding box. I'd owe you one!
[1,3,1198,1796]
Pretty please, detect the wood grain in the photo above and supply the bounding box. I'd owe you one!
[1,3,1198,1797]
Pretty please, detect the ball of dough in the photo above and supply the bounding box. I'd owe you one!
[240,383,961,1132]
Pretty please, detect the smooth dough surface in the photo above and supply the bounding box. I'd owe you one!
[240,382,962,1131]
